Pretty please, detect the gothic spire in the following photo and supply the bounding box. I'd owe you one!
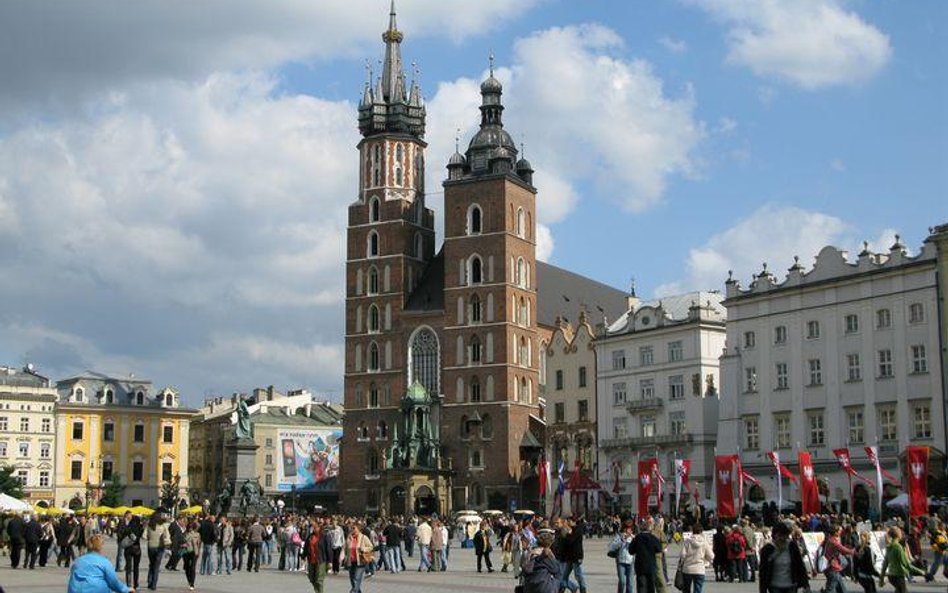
[381,0,405,102]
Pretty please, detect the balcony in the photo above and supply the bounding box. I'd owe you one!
[626,397,664,413]
[601,432,694,449]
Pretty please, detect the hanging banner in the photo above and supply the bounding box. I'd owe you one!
[833,448,874,489]
[538,454,549,498]
[275,428,341,491]
[907,446,929,518]
[798,451,820,514]
[637,459,655,517]
[864,446,901,485]
[674,458,691,515]
[714,455,736,518]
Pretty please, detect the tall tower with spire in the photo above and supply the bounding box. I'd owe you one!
[342,2,439,514]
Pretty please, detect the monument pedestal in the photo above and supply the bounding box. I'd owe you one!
[226,437,259,483]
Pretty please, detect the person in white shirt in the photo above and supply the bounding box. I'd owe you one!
[415,519,433,572]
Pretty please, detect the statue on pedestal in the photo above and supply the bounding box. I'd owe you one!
[235,397,252,441]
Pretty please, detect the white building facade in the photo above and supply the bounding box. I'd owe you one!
[718,240,945,518]
[596,292,726,514]
[0,366,58,505]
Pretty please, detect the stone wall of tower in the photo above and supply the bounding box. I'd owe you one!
[341,132,433,514]
[440,175,541,508]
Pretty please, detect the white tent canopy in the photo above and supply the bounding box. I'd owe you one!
[0,493,32,512]
[885,493,932,508]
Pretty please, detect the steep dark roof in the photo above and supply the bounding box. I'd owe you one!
[536,261,627,328]
[405,248,445,312]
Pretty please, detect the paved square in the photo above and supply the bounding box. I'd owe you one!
[2,538,947,593]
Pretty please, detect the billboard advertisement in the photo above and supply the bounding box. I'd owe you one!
[275,428,341,491]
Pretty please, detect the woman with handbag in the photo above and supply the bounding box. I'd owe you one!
[679,523,714,593]
[346,521,374,593]
[144,515,170,590]
[182,521,202,591]
[116,513,143,590]
[521,531,561,593]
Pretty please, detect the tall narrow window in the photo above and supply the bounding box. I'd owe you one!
[517,207,525,237]
[470,294,482,324]
[368,305,380,333]
[367,266,379,294]
[367,231,379,258]
[470,335,481,364]
[370,197,380,222]
[372,144,381,186]
[368,342,380,371]
[468,205,482,235]
[470,256,482,284]
[470,377,481,402]
[395,144,404,186]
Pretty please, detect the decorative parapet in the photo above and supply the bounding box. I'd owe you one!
[725,239,937,300]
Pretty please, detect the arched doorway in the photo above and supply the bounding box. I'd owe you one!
[414,485,437,516]
[853,484,870,519]
[748,485,765,503]
[389,486,407,517]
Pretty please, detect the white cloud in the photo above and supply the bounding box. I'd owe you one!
[692,0,892,89]
[0,72,355,397]
[535,224,555,263]
[0,0,540,114]
[716,117,738,134]
[656,204,852,295]
[659,36,688,54]
[830,158,846,172]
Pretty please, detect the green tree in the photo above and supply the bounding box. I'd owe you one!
[0,465,25,499]
[99,475,126,507]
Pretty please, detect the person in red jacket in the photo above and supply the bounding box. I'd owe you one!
[725,525,748,583]
[305,519,333,593]
[822,525,855,593]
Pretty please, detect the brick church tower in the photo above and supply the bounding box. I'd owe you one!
[340,4,543,515]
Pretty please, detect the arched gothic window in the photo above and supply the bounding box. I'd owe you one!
[395,144,404,186]
[368,305,380,333]
[372,145,382,186]
[517,207,525,238]
[368,384,380,408]
[408,328,439,398]
[358,422,368,439]
[377,421,388,439]
[370,197,380,222]
[470,335,481,364]
[368,343,380,372]
[367,266,379,294]
[470,294,482,324]
[470,376,481,402]
[367,231,379,258]
[471,256,483,284]
[482,414,493,439]
[517,258,525,287]
[468,204,482,235]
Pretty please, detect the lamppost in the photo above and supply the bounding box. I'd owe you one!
[85,454,102,512]
[291,484,297,513]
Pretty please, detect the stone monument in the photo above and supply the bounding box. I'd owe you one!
[224,395,261,514]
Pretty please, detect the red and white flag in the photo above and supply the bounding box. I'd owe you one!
[864,446,901,485]
[539,454,549,498]
[907,446,929,518]
[674,458,691,515]
[798,451,820,514]
[638,459,654,517]
[740,467,761,487]
[715,455,736,518]
[766,451,799,484]
[832,448,874,489]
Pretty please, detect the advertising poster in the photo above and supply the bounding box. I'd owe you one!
[276,428,341,491]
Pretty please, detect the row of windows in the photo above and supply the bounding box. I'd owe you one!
[0,441,52,458]
[553,366,588,390]
[3,404,53,412]
[611,411,687,439]
[743,304,927,350]
[552,399,590,423]
[611,341,684,370]
[743,345,929,392]
[10,469,51,488]
[366,143,411,190]
[68,459,175,483]
[611,374,688,405]
[69,421,175,444]
[0,417,52,432]
[743,404,933,450]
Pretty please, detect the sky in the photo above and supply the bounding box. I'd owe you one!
[0,0,945,404]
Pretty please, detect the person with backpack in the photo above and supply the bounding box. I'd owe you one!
[725,524,748,582]
[822,525,854,593]
[608,520,635,593]
[116,513,143,591]
[628,521,664,593]
[521,530,561,593]
[759,521,809,593]
[926,524,947,582]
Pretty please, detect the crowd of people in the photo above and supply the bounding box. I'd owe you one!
[3,506,948,593]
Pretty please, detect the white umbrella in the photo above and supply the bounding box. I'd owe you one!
[886,493,931,508]
[0,493,32,512]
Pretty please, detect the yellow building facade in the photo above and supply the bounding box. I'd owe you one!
[54,372,195,508]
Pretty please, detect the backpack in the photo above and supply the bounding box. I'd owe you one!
[730,537,743,554]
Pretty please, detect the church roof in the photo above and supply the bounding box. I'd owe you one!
[403,251,626,328]
[404,248,445,312]
[535,262,627,328]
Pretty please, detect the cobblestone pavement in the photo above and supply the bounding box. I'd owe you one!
[2,538,947,593]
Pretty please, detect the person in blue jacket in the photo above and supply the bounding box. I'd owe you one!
[67,534,133,593]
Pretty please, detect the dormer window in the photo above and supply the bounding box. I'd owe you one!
[135,391,144,406]
[104,389,114,404]
[164,393,173,407]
